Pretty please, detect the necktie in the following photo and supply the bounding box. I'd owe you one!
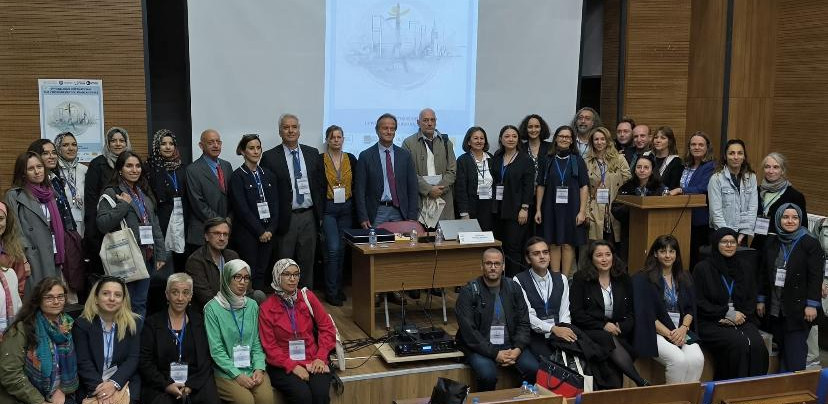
[385,149,399,207]
[216,163,226,193]
[292,150,305,205]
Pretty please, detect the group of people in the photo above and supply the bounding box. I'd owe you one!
[0,105,824,401]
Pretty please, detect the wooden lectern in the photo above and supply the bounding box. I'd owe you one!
[615,194,707,273]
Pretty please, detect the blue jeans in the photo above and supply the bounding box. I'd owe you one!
[128,276,150,319]
[374,205,402,226]
[322,199,353,298]
[466,348,539,391]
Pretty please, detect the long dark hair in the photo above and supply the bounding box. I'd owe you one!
[8,277,66,349]
[108,150,155,203]
[642,235,691,287]
[576,240,626,282]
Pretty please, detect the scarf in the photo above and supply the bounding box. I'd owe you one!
[103,127,132,168]
[149,129,182,172]
[760,176,789,197]
[26,184,65,265]
[271,258,299,306]
[25,311,78,397]
[213,259,248,310]
[774,203,810,244]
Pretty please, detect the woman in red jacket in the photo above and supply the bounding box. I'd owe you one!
[259,258,336,404]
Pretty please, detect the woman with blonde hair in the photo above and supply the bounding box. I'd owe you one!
[73,275,141,402]
[584,127,631,245]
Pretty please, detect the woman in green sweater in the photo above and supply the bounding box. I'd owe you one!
[204,259,273,404]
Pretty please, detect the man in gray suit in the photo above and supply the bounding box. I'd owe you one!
[261,114,323,290]
[185,129,233,253]
[402,108,457,226]
[355,113,419,228]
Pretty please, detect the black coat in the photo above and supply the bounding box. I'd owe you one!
[73,316,141,398]
[631,271,697,357]
[569,273,635,350]
[261,144,324,235]
[146,162,188,235]
[84,155,116,238]
[454,152,493,218]
[759,235,824,331]
[489,152,533,220]
[139,310,218,404]
[750,186,807,251]
[454,276,531,358]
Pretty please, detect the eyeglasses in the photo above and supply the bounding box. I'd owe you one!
[483,261,503,268]
[719,240,738,246]
[43,294,66,303]
[232,274,251,282]
[280,272,301,279]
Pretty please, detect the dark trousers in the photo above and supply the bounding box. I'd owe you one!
[267,365,332,404]
[494,218,528,278]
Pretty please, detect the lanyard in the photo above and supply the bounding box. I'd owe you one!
[554,157,569,186]
[230,306,245,344]
[500,152,517,184]
[720,275,735,301]
[167,171,179,194]
[102,320,115,369]
[282,302,300,338]
[168,315,187,362]
[327,152,344,185]
[780,234,805,268]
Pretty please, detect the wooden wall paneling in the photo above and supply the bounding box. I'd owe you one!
[600,0,621,130]
[685,0,726,148]
[622,0,692,146]
[0,0,148,194]
[726,0,777,166]
[770,0,828,215]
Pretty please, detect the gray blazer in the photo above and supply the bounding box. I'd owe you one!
[96,185,168,263]
[185,156,232,245]
[4,187,58,293]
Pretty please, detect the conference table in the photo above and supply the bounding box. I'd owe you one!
[348,239,501,338]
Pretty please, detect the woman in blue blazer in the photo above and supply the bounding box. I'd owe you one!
[667,131,715,268]
[229,134,279,292]
[73,276,142,402]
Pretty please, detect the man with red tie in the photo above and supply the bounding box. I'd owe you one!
[185,129,233,255]
[354,113,419,228]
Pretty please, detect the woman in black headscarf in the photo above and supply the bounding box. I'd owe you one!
[756,203,823,371]
[692,227,768,380]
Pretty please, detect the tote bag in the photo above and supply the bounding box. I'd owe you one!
[98,194,149,283]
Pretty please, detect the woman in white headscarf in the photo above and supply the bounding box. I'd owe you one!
[204,259,273,404]
[258,259,336,404]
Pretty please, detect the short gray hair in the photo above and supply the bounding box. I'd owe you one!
[166,273,193,292]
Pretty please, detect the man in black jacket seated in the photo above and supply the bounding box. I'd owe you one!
[455,248,538,391]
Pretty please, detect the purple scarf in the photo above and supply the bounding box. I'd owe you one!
[26,184,65,265]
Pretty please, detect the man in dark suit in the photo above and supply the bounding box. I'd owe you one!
[261,113,323,289]
[185,129,233,254]
[354,113,419,228]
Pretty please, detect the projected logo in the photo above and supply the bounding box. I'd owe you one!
[346,1,458,89]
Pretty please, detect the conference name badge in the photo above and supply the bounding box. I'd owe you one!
[490,325,505,345]
[170,362,188,384]
[289,340,306,361]
[257,202,271,220]
[233,345,252,368]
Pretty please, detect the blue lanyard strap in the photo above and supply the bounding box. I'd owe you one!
[230,306,245,344]
[780,234,804,267]
[554,157,569,186]
[168,315,187,362]
[167,172,179,194]
[720,275,735,299]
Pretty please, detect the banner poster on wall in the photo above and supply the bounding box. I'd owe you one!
[38,79,104,163]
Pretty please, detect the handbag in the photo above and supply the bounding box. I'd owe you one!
[536,351,593,398]
[428,377,468,404]
[98,194,149,283]
[301,287,346,372]
[81,382,130,404]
